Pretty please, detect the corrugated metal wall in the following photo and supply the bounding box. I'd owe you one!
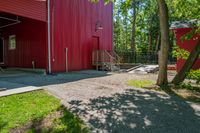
[0,0,47,22]
[0,0,112,72]
[174,28,200,71]
[2,18,47,68]
[51,0,113,72]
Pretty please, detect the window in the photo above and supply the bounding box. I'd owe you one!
[9,35,16,50]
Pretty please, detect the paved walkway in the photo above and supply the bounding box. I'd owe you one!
[0,70,200,132]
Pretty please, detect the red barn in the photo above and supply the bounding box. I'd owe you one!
[171,21,200,72]
[0,0,113,73]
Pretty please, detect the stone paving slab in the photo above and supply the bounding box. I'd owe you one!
[0,86,42,97]
[0,81,41,97]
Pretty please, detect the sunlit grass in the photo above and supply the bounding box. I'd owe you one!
[0,90,88,133]
[127,80,155,88]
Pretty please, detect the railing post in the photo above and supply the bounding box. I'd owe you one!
[65,48,68,72]
[96,51,99,70]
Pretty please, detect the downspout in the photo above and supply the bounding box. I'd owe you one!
[47,0,52,74]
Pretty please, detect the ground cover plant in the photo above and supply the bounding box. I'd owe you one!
[187,69,200,85]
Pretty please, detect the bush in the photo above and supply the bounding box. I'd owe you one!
[187,69,200,84]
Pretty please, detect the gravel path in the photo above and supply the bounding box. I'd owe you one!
[44,71,200,133]
[0,70,200,132]
[46,71,159,104]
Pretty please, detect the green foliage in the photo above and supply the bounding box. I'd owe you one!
[127,80,154,88]
[167,0,200,33]
[172,46,200,59]
[187,69,200,84]
[178,82,193,90]
[0,91,60,133]
[93,0,199,56]
[113,0,160,53]
[181,28,198,41]
[174,69,200,91]
[90,0,114,4]
[172,46,190,59]
[52,108,88,133]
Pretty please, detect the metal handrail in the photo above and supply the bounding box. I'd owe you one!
[92,50,121,64]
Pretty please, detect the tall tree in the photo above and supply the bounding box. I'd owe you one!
[94,0,200,86]
[156,0,169,86]
[131,0,136,52]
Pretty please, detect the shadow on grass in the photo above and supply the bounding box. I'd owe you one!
[10,106,89,133]
[51,107,89,133]
[68,89,200,133]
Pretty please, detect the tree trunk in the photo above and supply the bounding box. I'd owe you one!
[125,14,128,51]
[172,40,200,84]
[148,33,153,52]
[155,33,161,52]
[156,0,169,86]
[131,0,136,52]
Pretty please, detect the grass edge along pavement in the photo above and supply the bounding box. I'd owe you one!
[0,90,88,133]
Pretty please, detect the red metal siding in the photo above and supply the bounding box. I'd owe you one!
[0,0,47,22]
[173,28,200,72]
[51,0,113,72]
[2,18,47,68]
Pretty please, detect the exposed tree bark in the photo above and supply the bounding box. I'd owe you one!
[172,40,200,84]
[156,0,169,86]
[148,33,153,52]
[148,14,155,53]
[131,0,136,52]
[155,33,161,52]
[125,14,128,51]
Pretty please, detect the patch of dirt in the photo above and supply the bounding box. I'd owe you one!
[141,84,200,103]
[9,111,62,133]
[172,89,200,103]
[143,85,166,93]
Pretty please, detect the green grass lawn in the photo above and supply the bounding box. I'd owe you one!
[127,80,155,88]
[0,90,88,133]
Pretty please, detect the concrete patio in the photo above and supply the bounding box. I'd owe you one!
[0,68,45,97]
[0,70,109,97]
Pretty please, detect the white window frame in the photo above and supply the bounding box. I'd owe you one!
[9,35,16,50]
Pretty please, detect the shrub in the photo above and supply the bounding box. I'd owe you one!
[187,69,200,84]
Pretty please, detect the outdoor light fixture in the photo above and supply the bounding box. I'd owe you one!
[95,21,103,32]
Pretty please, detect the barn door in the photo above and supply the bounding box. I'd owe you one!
[92,37,99,51]
[90,37,99,68]
[0,38,4,64]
